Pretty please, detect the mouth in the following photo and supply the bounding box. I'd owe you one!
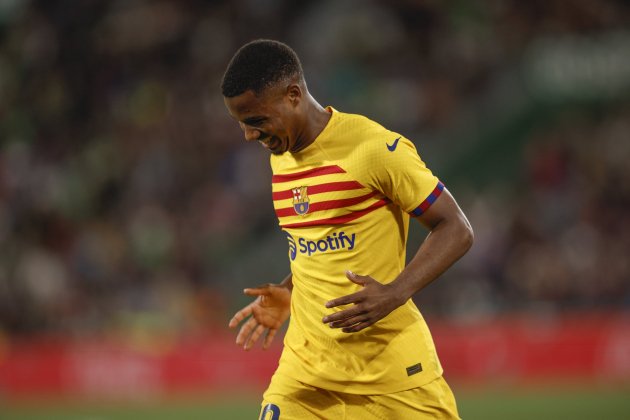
[259,137,283,153]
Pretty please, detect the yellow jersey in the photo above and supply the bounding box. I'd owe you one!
[270,107,445,394]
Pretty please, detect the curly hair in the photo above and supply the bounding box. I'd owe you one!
[221,39,304,98]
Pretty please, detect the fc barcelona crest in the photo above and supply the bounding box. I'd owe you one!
[292,186,310,215]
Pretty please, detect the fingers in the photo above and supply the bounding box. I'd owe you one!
[235,308,277,350]
[345,270,371,285]
[229,285,274,328]
[322,302,374,332]
[263,328,277,349]
[228,304,254,328]
[329,313,369,329]
[325,291,363,308]
[235,315,258,346]
[325,272,374,308]
[244,323,265,350]
[322,305,365,324]
[243,284,272,296]
[235,316,276,350]
[342,320,373,333]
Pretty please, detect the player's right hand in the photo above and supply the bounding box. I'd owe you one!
[228,283,291,350]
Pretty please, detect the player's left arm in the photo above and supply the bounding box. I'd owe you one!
[323,187,473,332]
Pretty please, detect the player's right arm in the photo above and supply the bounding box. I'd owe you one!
[228,274,292,350]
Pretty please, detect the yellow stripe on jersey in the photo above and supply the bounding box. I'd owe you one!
[270,107,443,394]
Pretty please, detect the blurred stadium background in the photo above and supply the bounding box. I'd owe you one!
[1,0,629,419]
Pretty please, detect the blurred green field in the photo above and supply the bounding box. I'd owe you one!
[3,386,629,420]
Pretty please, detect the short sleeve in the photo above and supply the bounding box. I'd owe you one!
[354,135,443,216]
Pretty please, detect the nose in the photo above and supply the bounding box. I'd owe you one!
[239,123,261,142]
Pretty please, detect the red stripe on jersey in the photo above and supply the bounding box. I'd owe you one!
[275,192,378,218]
[272,165,345,183]
[280,199,391,228]
[272,181,364,201]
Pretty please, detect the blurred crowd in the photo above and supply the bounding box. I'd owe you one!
[420,105,630,319]
[0,0,629,337]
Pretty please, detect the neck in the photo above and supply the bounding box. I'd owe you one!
[291,94,331,153]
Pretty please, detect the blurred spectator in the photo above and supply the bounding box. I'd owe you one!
[0,0,628,337]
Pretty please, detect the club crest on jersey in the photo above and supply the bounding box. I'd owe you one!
[292,186,310,215]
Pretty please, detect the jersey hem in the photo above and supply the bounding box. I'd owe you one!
[274,365,444,396]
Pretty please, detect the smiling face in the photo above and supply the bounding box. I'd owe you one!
[224,83,304,155]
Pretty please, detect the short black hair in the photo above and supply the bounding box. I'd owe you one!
[221,39,303,98]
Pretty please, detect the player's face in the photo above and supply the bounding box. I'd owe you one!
[224,85,301,155]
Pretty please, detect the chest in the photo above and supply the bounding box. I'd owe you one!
[271,164,387,229]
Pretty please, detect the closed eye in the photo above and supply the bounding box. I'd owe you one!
[243,117,267,127]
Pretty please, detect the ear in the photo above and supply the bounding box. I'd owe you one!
[286,84,302,106]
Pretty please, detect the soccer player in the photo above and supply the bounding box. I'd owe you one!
[222,39,473,419]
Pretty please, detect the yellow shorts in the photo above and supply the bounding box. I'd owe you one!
[259,372,460,420]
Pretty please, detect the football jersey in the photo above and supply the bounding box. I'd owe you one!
[270,107,445,394]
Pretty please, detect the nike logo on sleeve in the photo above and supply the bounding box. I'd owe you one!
[386,137,401,152]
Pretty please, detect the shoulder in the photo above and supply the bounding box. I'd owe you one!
[332,110,390,139]
[328,109,400,157]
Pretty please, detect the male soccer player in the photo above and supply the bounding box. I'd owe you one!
[222,39,473,419]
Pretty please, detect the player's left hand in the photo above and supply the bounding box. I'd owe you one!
[322,271,406,333]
